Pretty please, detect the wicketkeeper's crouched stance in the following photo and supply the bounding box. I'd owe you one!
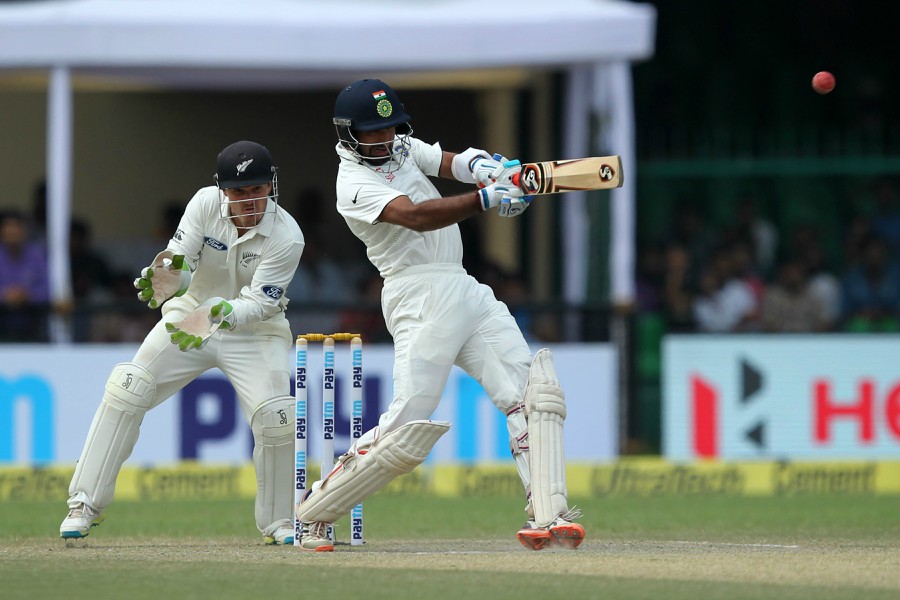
[60,141,305,545]
[295,79,584,552]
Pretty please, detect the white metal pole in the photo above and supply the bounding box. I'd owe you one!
[46,66,73,343]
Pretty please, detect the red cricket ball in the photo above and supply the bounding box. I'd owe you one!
[812,71,836,95]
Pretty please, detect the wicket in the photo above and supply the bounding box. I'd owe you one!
[293,333,364,547]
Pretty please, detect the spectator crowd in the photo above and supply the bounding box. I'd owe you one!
[636,179,900,334]
[5,178,900,343]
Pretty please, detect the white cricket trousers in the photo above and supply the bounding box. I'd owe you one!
[377,264,532,434]
[132,317,292,417]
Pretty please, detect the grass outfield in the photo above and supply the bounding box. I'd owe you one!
[2,494,898,600]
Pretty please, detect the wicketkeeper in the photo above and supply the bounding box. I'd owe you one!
[294,79,584,552]
[60,141,305,545]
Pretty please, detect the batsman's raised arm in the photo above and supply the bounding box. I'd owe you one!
[377,180,526,231]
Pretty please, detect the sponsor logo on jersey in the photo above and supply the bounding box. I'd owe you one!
[173,228,185,242]
[236,159,253,174]
[262,285,284,299]
[241,251,261,267]
[204,236,228,251]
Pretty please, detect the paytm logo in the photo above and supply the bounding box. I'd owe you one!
[179,375,380,460]
[0,375,55,463]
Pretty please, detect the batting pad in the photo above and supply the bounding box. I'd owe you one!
[524,349,570,527]
[251,396,295,534]
[69,362,156,510]
[295,420,450,524]
[506,402,532,506]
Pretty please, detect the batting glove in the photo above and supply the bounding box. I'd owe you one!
[134,251,191,309]
[498,195,534,218]
[472,154,523,188]
[478,181,527,211]
[450,147,492,184]
[165,298,234,351]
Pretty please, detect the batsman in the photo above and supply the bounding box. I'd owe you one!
[294,79,584,552]
[60,141,305,545]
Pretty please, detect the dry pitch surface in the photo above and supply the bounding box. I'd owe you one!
[7,536,897,592]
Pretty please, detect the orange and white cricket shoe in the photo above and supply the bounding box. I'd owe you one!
[516,520,553,551]
[548,517,585,549]
[299,521,334,552]
[517,508,586,550]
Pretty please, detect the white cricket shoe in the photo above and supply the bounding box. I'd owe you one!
[60,502,105,539]
[263,520,295,545]
[299,521,334,552]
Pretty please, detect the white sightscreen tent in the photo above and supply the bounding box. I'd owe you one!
[0,0,656,330]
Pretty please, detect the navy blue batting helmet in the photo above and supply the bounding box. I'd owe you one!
[333,79,411,132]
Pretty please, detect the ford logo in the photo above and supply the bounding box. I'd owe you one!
[204,236,228,251]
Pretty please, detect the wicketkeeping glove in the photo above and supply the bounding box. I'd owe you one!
[134,251,191,309]
[165,297,234,351]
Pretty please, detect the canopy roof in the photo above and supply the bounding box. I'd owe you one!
[0,0,655,88]
[0,0,656,347]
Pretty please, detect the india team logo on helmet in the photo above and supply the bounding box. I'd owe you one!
[376,99,393,118]
[372,89,393,118]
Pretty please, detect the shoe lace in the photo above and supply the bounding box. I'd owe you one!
[559,506,583,522]
[68,503,96,519]
[303,521,330,539]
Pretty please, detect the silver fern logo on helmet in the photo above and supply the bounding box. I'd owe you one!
[236,159,253,174]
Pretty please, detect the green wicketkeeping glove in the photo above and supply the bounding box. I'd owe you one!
[165,298,234,351]
[134,251,191,309]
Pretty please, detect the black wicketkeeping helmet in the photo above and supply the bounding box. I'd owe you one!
[215,140,276,189]
[213,140,279,221]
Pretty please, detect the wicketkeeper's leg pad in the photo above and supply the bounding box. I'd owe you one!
[524,349,570,527]
[295,420,450,524]
[251,396,296,535]
[68,362,156,510]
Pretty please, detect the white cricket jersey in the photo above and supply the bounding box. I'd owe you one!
[161,186,305,330]
[335,138,463,277]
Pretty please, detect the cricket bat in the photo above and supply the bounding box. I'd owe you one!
[510,155,623,195]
